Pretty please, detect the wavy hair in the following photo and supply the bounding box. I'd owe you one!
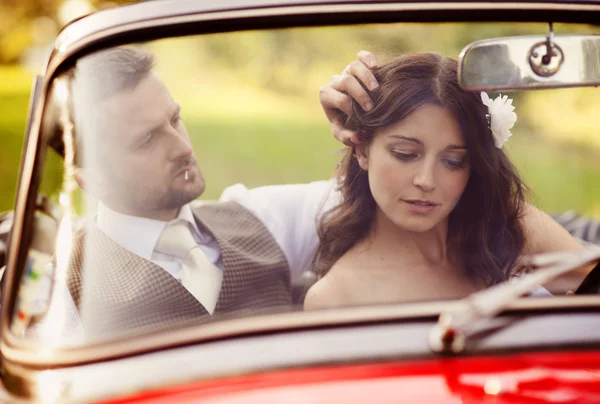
[315,53,527,286]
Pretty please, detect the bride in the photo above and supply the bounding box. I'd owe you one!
[306,52,589,309]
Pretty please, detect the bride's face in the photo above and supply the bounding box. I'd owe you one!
[356,103,471,233]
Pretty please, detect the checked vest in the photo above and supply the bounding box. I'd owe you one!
[66,201,292,341]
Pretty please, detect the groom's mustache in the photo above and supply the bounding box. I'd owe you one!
[173,156,197,176]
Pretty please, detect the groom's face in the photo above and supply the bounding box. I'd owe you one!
[92,72,204,218]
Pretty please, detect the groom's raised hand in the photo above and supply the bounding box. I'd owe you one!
[319,50,379,146]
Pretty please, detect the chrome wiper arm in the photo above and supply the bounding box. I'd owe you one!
[429,248,600,354]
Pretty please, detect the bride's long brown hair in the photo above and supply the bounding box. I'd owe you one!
[315,53,527,286]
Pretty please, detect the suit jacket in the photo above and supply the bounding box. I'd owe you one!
[67,201,291,341]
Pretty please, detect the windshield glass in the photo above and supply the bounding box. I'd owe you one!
[11,21,600,348]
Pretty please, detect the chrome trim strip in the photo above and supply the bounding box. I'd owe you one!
[47,2,600,78]
[0,78,54,354]
[2,297,600,367]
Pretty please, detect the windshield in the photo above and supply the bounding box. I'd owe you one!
[11,21,600,348]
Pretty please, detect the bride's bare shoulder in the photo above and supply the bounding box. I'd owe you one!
[304,243,371,310]
[303,264,352,311]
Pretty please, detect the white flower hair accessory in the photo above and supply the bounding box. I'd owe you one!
[480,91,517,149]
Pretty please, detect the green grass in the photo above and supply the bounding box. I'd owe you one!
[3,104,600,216]
[1,66,600,216]
[186,117,340,200]
[0,93,30,212]
[0,66,33,212]
[506,134,600,216]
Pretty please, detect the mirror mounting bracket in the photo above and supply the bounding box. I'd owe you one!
[528,22,564,77]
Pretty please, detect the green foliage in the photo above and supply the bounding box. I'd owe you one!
[2,21,600,216]
[0,0,132,63]
[0,66,33,212]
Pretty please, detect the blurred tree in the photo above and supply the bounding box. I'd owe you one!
[190,22,598,100]
[0,0,131,64]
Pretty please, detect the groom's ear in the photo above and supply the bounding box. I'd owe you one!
[355,144,369,171]
[75,167,110,199]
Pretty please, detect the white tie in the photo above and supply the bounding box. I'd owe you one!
[154,220,223,314]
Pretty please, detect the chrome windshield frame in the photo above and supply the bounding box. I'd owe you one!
[3,0,600,367]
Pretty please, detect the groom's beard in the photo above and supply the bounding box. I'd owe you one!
[104,164,205,215]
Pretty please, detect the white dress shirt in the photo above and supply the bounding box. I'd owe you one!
[97,179,339,285]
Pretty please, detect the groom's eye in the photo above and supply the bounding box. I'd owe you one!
[171,113,182,126]
[143,133,154,145]
[136,132,156,150]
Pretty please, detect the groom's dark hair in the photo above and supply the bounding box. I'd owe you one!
[316,52,527,286]
[71,47,155,167]
[73,47,155,105]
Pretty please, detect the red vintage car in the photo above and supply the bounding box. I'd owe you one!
[1,0,600,403]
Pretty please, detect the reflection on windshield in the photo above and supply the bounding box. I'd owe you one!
[12,22,600,347]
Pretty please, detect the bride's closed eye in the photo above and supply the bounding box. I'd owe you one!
[442,149,470,170]
[390,150,418,161]
[442,157,467,169]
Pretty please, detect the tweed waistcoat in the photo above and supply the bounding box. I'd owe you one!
[66,201,291,341]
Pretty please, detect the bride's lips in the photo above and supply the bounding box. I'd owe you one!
[403,199,439,214]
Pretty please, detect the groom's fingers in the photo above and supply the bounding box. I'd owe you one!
[331,121,359,146]
[330,73,373,112]
[319,85,358,145]
[320,80,360,145]
[319,51,379,146]
[357,50,378,69]
[319,81,352,116]
[345,59,379,92]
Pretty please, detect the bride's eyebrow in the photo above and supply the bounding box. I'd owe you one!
[445,145,467,151]
[389,135,466,151]
[389,135,423,146]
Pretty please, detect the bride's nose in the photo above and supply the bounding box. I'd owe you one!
[412,158,436,192]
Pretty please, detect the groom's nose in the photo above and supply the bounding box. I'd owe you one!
[166,126,194,161]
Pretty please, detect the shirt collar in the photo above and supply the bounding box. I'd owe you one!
[97,202,203,260]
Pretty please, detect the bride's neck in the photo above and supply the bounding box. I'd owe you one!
[367,207,449,265]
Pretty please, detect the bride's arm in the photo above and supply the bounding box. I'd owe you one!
[521,203,586,254]
[521,202,595,293]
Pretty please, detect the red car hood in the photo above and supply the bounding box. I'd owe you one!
[99,351,600,404]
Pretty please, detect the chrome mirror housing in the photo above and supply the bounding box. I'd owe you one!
[458,34,600,91]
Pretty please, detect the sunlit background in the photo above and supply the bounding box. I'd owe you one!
[0,0,125,211]
[1,0,600,216]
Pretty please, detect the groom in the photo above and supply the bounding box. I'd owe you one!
[67,47,337,340]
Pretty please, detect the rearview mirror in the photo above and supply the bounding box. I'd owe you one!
[458,35,600,91]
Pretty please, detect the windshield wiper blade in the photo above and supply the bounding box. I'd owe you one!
[429,248,600,354]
